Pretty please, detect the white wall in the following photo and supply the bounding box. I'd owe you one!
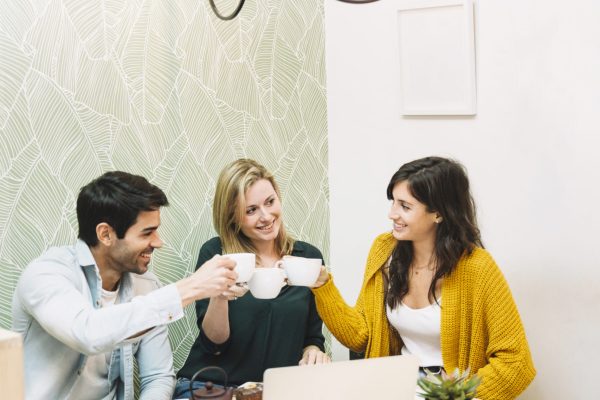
[325,0,600,398]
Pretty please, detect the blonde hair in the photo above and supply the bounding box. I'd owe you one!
[213,159,294,259]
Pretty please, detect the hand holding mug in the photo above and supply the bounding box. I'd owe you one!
[220,283,249,301]
[224,253,256,284]
[195,255,237,295]
[177,255,237,306]
[312,265,330,288]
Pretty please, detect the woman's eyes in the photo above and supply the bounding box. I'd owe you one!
[393,200,409,211]
[246,198,275,214]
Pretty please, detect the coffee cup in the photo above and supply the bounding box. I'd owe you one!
[248,268,286,299]
[277,255,322,287]
[224,253,255,283]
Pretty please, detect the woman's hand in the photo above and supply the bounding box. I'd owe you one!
[299,345,331,365]
[219,283,249,301]
[312,265,330,288]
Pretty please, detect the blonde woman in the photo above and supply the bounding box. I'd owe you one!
[174,159,329,398]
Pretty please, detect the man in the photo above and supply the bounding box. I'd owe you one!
[12,171,238,399]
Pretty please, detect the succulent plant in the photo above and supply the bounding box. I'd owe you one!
[417,368,481,400]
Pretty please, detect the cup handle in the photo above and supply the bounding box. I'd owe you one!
[274,260,288,283]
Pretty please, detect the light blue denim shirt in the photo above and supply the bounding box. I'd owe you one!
[12,240,183,400]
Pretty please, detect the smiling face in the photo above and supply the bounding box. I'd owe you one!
[388,180,439,244]
[106,210,163,275]
[239,179,282,246]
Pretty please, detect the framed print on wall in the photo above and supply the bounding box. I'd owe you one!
[396,0,477,115]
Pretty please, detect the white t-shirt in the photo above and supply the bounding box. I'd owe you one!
[68,287,120,400]
[386,298,443,368]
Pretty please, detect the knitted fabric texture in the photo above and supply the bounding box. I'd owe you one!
[313,232,535,400]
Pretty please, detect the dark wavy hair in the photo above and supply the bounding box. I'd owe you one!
[386,157,482,309]
[77,171,168,247]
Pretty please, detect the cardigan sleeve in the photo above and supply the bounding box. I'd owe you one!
[312,275,370,353]
[474,256,536,399]
[311,234,392,354]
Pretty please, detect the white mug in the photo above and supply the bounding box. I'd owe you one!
[224,253,256,283]
[248,268,286,299]
[277,255,322,287]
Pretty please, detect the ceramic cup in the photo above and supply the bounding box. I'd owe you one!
[248,267,286,299]
[225,253,256,283]
[277,255,322,287]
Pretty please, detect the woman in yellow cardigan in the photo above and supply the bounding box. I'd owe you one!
[312,156,535,400]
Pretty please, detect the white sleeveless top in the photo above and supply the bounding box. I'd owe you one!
[386,299,443,367]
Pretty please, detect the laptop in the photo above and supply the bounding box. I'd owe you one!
[262,354,419,400]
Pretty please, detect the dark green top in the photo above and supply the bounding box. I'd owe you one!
[177,237,326,385]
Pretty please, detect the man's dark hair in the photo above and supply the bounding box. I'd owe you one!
[77,171,169,246]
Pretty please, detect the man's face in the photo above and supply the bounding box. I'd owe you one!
[107,210,163,275]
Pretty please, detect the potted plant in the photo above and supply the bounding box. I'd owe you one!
[417,368,481,400]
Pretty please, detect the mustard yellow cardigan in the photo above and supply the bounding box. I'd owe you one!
[313,233,535,400]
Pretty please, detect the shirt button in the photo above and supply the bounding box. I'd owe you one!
[168,313,173,321]
[215,351,221,355]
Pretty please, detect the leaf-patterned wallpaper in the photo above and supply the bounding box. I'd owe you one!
[0,0,329,370]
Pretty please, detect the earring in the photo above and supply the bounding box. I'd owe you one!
[435,216,443,224]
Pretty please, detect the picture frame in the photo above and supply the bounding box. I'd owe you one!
[396,0,477,115]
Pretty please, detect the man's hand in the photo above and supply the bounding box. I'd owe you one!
[312,265,330,288]
[299,345,331,365]
[177,255,237,307]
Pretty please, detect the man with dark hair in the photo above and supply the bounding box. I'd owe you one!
[12,171,237,400]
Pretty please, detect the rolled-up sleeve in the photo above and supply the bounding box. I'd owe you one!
[17,263,184,355]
